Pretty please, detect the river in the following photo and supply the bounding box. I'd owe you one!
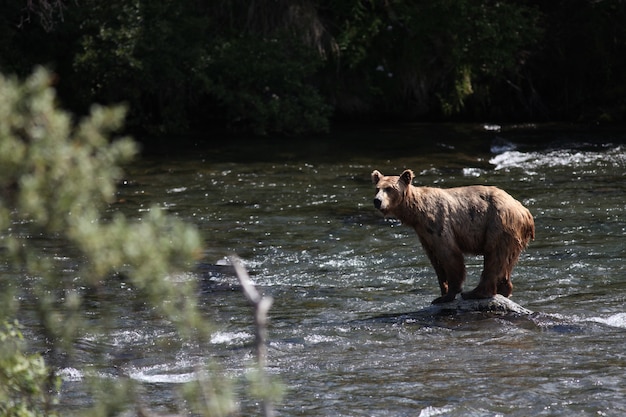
[16,124,626,415]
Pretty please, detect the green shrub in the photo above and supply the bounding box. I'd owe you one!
[0,67,237,416]
[0,321,59,417]
[205,35,331,135]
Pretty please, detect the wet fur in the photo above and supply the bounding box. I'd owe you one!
[372,169,534,304]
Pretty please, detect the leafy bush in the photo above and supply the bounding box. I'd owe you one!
[0,321,59,417]
[0,67,247,416]
[204,35,331,135]
[324,0,541,119]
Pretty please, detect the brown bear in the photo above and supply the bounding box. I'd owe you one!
[371,169,534,304]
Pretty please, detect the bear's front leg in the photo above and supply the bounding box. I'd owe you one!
[432,292,458,304]
[429,249,465,304]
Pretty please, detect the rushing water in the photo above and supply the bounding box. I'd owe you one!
[11,124,626,415]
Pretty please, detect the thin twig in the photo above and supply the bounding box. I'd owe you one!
[229,255,275,417]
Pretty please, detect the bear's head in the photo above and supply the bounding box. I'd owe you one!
[371,169,414,215]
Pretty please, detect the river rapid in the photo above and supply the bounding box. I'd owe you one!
[19,124,626,415]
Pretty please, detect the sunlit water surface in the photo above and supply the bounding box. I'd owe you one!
[14,125,626,415]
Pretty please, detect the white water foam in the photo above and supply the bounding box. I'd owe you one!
[418,405,455,417]
[167,187,187,193]
[588,312,626,329]
[210,330,252,345]
[128,364,197,384]
[490,145,625,172]
[58,367,117,382]
[304,334,340,344]
[58,367,83,381]
[319,256,368,270]
[462,167,485,177]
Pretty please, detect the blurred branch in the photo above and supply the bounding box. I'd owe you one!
[229,255,275,417]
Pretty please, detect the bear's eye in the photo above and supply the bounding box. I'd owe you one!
[385,187,393,192]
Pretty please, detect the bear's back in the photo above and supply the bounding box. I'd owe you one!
[405,184,532,254]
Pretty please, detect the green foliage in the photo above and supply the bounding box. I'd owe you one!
[1,0,625,134]
[0,68,215,415]
[324,0,541,118]
[72,0,215,134]
[0,70,136,232]
[0,321,59,417]
[205,35,330,135]
[181,366,238,417]
[68,1,331,135]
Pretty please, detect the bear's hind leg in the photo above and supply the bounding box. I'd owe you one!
[496,246,523,297]
[461,252,500,300]
[497,276,513,297]
[461,276,497,300]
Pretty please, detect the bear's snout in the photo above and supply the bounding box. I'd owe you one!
[373,198,382,210]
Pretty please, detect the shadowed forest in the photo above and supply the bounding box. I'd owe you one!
[1,0,625,136]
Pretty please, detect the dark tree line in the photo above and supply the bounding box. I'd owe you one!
[1,0,625,137]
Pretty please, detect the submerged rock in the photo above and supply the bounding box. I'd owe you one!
[424,295,533,315]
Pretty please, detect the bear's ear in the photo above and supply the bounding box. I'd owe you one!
[399,169,414,186]
[371,170,383,185]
